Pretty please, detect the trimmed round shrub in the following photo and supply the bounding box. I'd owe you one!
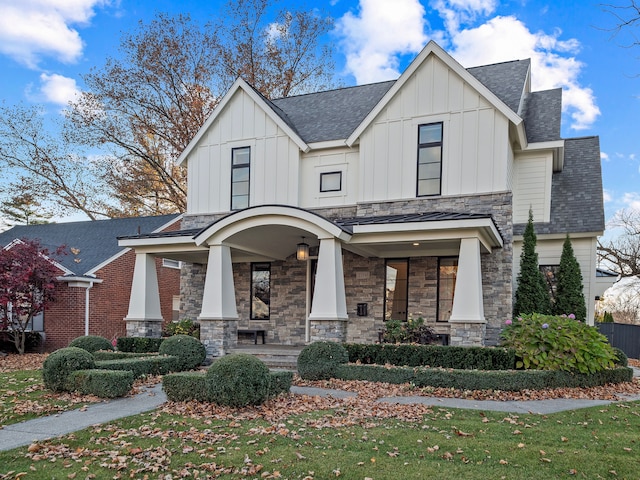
[613,347,629,367]
[297,341,349,380]
[158,334,206,371]
[42,347,96,392]
[206,354,271,407]
[500,313,618,374]
[68,335,114,353]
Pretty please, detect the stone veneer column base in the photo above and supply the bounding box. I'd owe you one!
[199,318,238,357]
[449,322,486,347]
[309,319,347,343]
[125,318,163,338]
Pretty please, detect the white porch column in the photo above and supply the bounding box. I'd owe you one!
[125,252,163,337]
[198,244,238,356]
[308,238,347,343]
[449,237,486,346]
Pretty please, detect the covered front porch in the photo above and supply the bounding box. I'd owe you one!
[118,206,504,357]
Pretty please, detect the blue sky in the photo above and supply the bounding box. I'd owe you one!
[0,0,638,230]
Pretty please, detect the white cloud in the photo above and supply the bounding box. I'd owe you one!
[336,0,428,83]
[603,189,612,203]
[622,192,640,211]
[601,152,610,161]
[443,14,599,130]
[0,0,108,68]
[39,73,80,106]
[335,0,601,130]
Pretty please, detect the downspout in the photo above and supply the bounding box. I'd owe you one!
[84,282,94,336]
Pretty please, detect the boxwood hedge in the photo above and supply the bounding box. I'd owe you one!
[67,369,134,398]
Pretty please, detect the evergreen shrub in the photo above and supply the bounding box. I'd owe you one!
[163,372,209,402]
[334,364,633,391]
[95,355,178,378]
[92,351,158,361]
[68,335,114,353]
[158,334,206,371]
[206,354,271,407]
[67,369,134,398]
[344,343,516,370]
[269,371,294,397]
[553,235,587,321]
[613,347,629,367]
[42,347,96,392]
[501,313,618,373]
[116,337,164,353]
[297,341,349,380]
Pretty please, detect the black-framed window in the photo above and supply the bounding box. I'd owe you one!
[437,257,458,322]
[320,171,342,192]
[384,259,408,321]
[417,122,443,196]
[231,147,250,210]
[251,263,270,320]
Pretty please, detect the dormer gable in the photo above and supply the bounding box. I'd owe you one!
[346,40,527,149]
[177,77,309,167]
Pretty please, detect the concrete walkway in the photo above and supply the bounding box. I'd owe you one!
[2,369,640,453]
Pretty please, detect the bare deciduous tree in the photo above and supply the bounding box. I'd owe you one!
[598,208,640,276]
[0,103,109,220]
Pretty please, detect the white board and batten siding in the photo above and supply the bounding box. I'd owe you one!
[512,152,553,224]
[358,55,512,203]
[512,237,599,324]
[186,89,300,215]
[299,148,359,208]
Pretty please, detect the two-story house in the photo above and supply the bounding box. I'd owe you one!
[119,41,605,357]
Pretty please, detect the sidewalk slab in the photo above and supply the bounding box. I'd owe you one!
[0,384,166,452]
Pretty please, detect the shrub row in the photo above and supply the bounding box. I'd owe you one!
[116,337,164,353]
[92,351,160,361]
[334,364,634,391]
[67,369,134,398]
[162,367,294,403]
[68,335,113,353]
[95,356,178,379]
[344,343,516,370]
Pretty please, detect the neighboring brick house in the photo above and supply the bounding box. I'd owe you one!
[119,41,606,357]
[0,215,181,351]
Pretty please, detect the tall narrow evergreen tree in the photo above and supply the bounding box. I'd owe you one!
[553,234,587,321]
[514,208,551,316]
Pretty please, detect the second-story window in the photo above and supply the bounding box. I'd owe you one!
[417,122,443,196]
[231,147,250,210]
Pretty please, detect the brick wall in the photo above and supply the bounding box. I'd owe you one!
[41,220,182,351]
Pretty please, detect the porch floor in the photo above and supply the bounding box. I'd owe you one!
[229,344,303,370]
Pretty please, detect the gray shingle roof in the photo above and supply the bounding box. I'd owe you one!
[521,89,562,142]
[513,136,605,236]
[270,81,395,143]
[467,59,530,113]
[0,215,179,275]
[265,59,532,144]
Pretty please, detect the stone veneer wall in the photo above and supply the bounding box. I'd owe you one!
[179,192,512,348]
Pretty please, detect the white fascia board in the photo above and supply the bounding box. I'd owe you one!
[351,218,503,249]
[118,235,198,249]
[346,41,522,147]
[177,78,309,166]
[513,231,603,242]
[57,275,104,288]
[194,205,351,246]
[307,140,349,150]
[4,238,74,275]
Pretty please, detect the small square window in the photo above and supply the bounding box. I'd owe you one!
[320,171,342,192]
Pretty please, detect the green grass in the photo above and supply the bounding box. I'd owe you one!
[1,401,640,479]
[0,370,97,426]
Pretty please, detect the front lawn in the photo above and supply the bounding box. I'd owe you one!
[1,395,639,479]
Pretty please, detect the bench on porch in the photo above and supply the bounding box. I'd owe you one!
[237,329,266,345]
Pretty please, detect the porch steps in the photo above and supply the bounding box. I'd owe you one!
[229,345,303,371]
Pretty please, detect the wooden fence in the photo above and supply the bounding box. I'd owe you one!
[597,323,640,359]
